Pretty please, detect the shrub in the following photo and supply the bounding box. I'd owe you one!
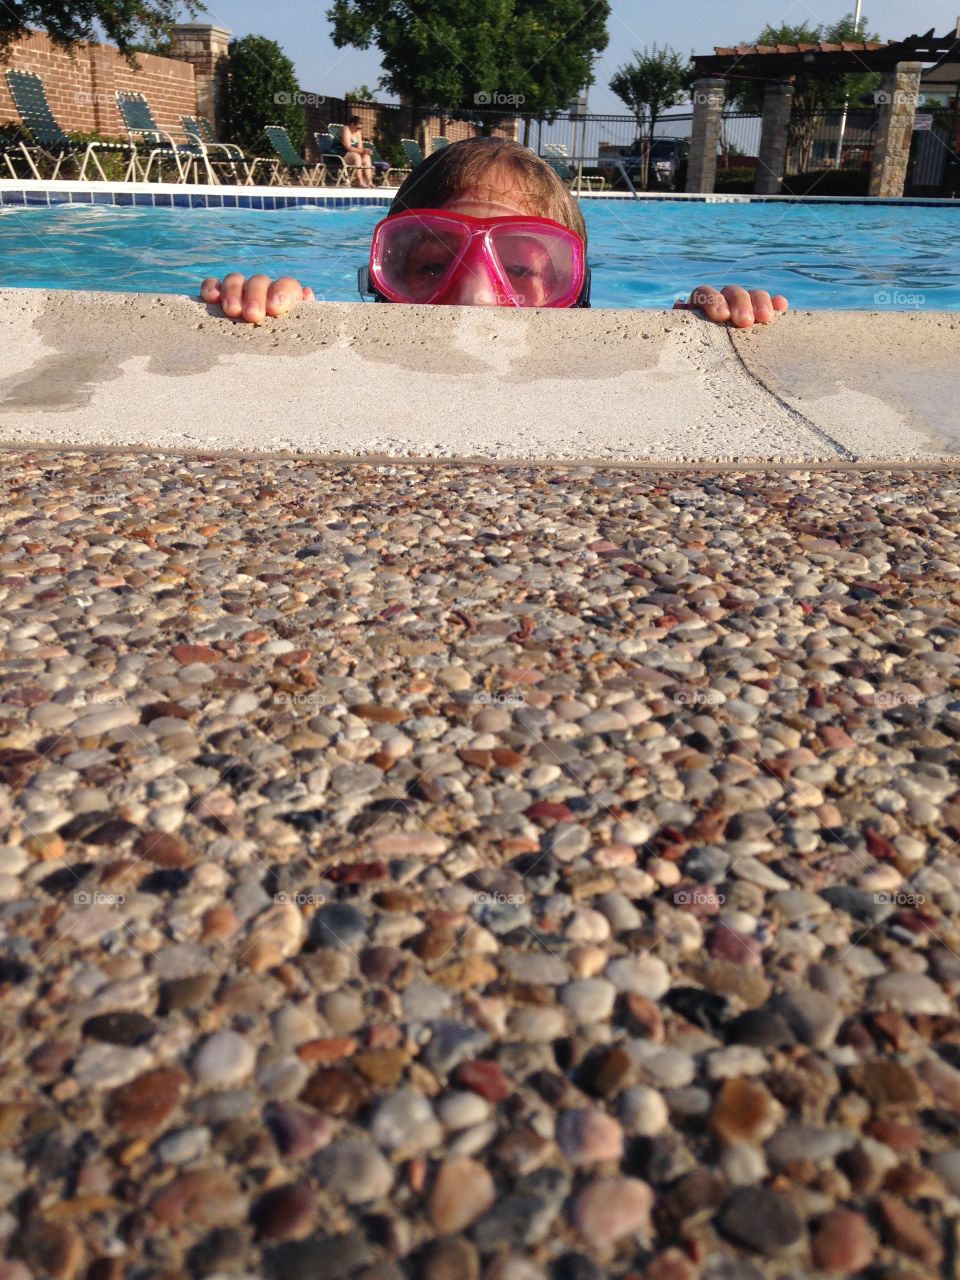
[227,34,305,154]
[67,131,133,182]
[714,166,755,193]
[782,169,870,197]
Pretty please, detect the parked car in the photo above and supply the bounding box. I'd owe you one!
[620,137,690,190]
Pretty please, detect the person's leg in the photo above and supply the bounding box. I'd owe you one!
[360,154,374,188]
[343,152,361,186]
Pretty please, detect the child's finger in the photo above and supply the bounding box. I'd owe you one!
[200,277,222,303]
[687,286,731,323]
[240,275,272,324]
[748,290,775,324]
[265,277,306,317]
[219,273,247,319]
[720,285,755,328]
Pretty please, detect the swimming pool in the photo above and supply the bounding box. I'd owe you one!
[1,196,958,310]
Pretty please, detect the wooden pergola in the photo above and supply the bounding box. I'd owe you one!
[694,28,960,81]
[686,27,960,197]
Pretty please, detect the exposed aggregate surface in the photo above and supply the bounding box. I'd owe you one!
[0,455,960,1279]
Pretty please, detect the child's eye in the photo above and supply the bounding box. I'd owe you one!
[415,260,451,279]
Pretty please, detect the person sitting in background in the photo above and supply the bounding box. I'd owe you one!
[201,137,789,325]
[331,115,374,189]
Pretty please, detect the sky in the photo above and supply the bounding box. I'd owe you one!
[184,1,960,115]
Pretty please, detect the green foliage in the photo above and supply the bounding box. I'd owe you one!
[713,165,870,196]
[67,129,131,179]
[610,45,693,188]
[326,0,609,132]
[227,33,305,154]
[128,34,174,56]
[782,168,870,196]
[714,166,755,192]
[724,16,882,115]
[609,45,693,128]
[345,84,376,102]
[722,16,884,176]
[0,1,201,59]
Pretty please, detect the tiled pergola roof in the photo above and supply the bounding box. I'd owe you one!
[694,28,960,77]
[713,41,890,57]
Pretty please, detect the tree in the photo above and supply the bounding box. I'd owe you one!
[724,16,882,173]
[0,1,201,58]
[610,45,693,189]
[327,0,609,137]
[227,34,305,154]
[345,84,376,102]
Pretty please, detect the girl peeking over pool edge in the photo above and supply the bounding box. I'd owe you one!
[200,136,789,328]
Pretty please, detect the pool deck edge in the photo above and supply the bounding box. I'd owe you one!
[0,289,956,463]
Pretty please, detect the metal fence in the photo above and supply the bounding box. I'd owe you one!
[313,100,960,192]
[511,108,881,175]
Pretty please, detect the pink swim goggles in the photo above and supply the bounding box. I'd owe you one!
[364,208,589,308]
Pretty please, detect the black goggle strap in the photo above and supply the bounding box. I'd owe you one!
[358,262,591,308]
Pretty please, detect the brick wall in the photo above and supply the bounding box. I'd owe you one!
[0,29,196,140]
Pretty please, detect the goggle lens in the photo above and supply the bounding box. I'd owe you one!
[371,211,584,308]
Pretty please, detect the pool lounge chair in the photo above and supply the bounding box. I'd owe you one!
[366,142,409,186]
[117,91,214,184]
[181,115,277,186]
[314,131,353,186]
[401,137,426,169]
[326,125,406,186]
[263,125,325,187]
[430,136,450,152]
[4,69,136,181]
[543,143,606,192]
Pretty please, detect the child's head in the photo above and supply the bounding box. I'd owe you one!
[376,137,588,307]
[390,137,587,244]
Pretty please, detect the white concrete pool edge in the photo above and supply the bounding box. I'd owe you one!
[0,289,957,462]
[3,178,959,205]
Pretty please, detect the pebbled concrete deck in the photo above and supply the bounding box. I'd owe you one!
[0,289,957,462]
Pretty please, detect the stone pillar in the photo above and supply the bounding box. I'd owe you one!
[869,61,923,197]
[170,23,232,137]
[686,77,725,193]
[755,81,794,195]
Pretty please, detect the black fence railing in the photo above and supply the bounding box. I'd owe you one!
[306,99,960,195]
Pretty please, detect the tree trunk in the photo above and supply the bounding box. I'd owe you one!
[643,110,658,191]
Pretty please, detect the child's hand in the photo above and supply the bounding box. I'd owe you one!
[200,274,315,324]
[674,286,788,328]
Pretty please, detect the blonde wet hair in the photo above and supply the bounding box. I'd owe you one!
[390,136,587,245]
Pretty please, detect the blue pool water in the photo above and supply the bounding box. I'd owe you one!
[1,199,958,310]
